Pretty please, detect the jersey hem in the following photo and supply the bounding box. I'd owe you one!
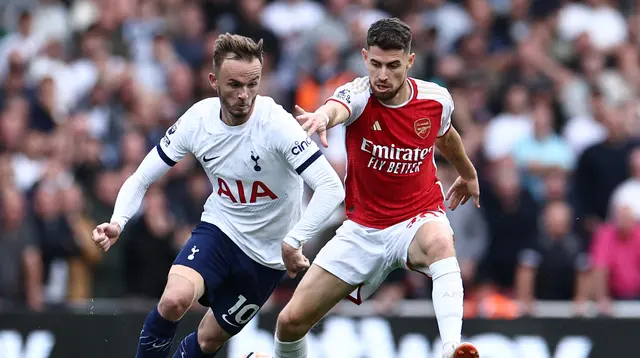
[200,214,287,271]
[345,204,446,230]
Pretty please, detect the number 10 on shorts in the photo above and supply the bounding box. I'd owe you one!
[226,295,260,325]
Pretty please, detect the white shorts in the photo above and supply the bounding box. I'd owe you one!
[313,210,452,304]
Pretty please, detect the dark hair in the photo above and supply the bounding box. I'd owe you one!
[366,18,412,53]
[213,33,264,72]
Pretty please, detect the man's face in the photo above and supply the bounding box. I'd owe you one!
[363,46,414,101]
[209,57,262,118]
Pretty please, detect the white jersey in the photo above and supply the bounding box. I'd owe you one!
[111,95,344,270]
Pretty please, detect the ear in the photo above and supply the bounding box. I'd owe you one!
[407,52,416,70]
[361,48,368,62]
[208,72,218,92]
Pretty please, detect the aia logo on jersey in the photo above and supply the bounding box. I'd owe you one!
[291,137,312,156]
[414,118,432,139]
[217,178,278,203]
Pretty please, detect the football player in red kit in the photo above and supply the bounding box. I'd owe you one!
[273,18,481,358]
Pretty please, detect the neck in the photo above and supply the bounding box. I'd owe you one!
[220,106,253,127]
[379,79,411,107]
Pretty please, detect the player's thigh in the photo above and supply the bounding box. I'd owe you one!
[392,211,455,272]
[279,264,356,329]
[313,220,385,289]
[170,222,233,308]
[208,248,286,336]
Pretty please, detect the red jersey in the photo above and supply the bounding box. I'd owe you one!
[326,77,454,229]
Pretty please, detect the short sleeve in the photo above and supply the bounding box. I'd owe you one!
[437,89,454,137]
[271,105,323,174]
[157,106,197,166]
[325,77,371,126]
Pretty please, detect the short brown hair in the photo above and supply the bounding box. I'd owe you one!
[213,33,264,72]
[366,18,412,53]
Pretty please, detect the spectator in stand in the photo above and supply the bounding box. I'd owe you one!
[0,186,43,311]
[591,204,640,314]
[512,101,574,202]
[574,90,640,242]
[476,158,539,294]
[609,148,640,221]
[515,200,590,316]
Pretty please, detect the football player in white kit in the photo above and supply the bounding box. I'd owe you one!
[91,34,345,358]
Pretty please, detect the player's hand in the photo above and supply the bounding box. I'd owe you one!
[446,175,480,211]
[92,222,122,252]
[281,241,310,278]
[294,105,329,148]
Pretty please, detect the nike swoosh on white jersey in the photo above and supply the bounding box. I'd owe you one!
[221,314,239,327]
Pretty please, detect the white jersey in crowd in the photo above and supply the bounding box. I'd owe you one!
[110,95,344,270]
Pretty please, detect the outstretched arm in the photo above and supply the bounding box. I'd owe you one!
[110,148,173,230]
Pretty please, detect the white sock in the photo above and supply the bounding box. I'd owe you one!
[429,257,463,347]
[274,335,307,358]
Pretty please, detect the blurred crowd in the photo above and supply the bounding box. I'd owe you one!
[1,0,640,319]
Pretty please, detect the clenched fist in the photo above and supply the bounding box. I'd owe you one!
[92,222,122,252]
[281,241,310,278]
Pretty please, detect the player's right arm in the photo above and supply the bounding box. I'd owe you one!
[92,107,196,252]
[295,77,370,147]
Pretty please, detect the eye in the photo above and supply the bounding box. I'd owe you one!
[248,82,258,88]
[371,61,382,68]
[388,62,400,69]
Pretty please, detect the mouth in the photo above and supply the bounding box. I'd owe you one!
[375,84,390,91]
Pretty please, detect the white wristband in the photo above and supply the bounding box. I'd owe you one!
[316,111,330,126]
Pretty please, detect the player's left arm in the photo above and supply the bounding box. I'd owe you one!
[273,108,345,249]
[435,126,477,181]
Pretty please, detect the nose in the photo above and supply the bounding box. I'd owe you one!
[378,68,388,82]
[238,88,249,100]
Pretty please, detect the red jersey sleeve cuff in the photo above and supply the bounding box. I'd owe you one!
[325,98,352,118]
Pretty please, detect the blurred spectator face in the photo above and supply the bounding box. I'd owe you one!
[169,65,194,104]
[532,103,552,138]
[460,33,487,59]
[209,57,262,119]
[239,0,265,21]
[614,205,637,232]
[543,201,572,239]
[62,184,84,214]
[466,0,493,31]
[1,187,25,228]
[510,0,530,18]
[581,51,604,79]
[23,131,47,158]
[494,160,521,200]
[0,111,27,152]
[363,45,415,101]
[0,154,14,186]
[437,56,464,82]
[505,84,529,114]
[543,169,568,201]
[187,173,211,202]
[121,132,146,166]
[17,12,32,36]
[34,185,60,220]
[316,40,339,67]
[180,4,204,38]
[94,172,122,206]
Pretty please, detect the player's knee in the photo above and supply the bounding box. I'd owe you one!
[277,306,312,336]
[157,291,192,321]
[411,232,455,267]
[197,328,225,354]
[424,233,455,262]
